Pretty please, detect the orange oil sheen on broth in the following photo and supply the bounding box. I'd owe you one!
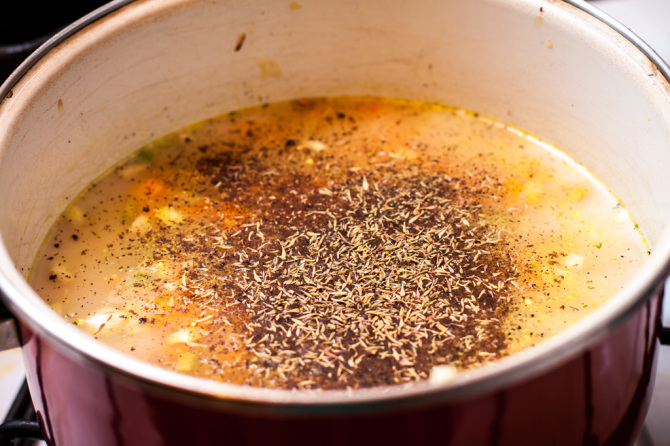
[30,97,648,390]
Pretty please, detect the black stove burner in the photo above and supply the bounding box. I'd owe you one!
[0,381,43,446]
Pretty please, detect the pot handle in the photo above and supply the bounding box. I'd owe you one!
[0,298,20,351]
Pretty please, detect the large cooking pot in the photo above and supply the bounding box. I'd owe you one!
[1,0,670,444]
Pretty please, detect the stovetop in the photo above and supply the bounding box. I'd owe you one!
[1,0,670,444]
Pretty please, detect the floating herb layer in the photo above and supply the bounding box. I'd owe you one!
[168,166,517,388]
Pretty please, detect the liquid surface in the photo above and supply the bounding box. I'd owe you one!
[30,97,647,390]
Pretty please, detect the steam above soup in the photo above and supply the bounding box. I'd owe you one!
[30,97,647,390]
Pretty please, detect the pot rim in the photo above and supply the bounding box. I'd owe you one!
[1,0,670,413]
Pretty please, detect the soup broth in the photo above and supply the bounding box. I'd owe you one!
[30,97,647,390]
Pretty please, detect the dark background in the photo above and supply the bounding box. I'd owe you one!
[0,1,109,79]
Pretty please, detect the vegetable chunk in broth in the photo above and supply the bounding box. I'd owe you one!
[30,97,647,390]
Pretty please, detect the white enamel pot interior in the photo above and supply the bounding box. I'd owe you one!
[1,0,670,407]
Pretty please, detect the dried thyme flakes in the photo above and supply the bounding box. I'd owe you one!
[152,154,521,390]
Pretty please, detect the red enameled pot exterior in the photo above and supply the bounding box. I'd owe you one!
[19,287,663,446]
